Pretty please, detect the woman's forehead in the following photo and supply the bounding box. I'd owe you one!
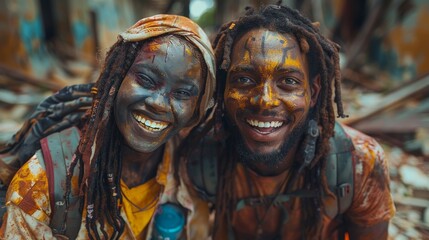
[141,35,196,53]
[131,35,204,87]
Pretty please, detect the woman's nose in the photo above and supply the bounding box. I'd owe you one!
[145,92,170,113]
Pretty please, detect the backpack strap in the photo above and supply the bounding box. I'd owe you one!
[186,134,218,203]
[0,185,6,227]
[37,127,81,239]
[325,122,355,217]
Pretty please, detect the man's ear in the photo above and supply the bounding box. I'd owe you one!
[310,75,321,107]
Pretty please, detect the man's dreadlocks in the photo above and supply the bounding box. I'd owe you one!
[210,2,347,238]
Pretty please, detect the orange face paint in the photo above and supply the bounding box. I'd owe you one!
[224,29,320,155]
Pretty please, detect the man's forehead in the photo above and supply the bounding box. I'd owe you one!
[229,28,306,71]
[234,29,297,50]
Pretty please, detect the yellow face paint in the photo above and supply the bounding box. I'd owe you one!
[224,28,319,155]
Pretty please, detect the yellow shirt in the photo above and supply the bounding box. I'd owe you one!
[120,178,162,238]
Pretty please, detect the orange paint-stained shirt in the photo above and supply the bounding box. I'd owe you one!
[214,124,395,240]
[0,141,172,240]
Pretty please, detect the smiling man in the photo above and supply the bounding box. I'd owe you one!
[183,3,395,240]
[224,28,318,176]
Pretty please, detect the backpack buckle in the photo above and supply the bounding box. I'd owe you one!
[337,183,351,198]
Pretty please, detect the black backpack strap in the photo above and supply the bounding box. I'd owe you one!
[325,122,355,218]
[37,127,81,239]
[186,134,218,203]
[0,185,6,227]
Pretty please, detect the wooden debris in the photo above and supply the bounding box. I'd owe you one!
[344,73,429,125]
[0,64,62,91]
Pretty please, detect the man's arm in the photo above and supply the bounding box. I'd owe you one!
[346,220,389,240]
[342,125,395,240]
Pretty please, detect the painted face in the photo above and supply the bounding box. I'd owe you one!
[225,29,320,156]
[115,36,203,153]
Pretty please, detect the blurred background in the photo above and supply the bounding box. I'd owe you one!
[0,0,428,238]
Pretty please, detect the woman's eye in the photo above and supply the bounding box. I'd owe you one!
[173,90,192,100]
[137,74,155,87]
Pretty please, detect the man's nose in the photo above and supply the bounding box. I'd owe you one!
[249,82,281,108]
[145,92,170,113]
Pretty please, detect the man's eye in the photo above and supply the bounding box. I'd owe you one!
[236,77,253,84]
[173,90,191,100]
[281,78,299,85]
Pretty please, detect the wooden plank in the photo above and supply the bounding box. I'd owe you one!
[344,73,429,125]
[0,64,62,91]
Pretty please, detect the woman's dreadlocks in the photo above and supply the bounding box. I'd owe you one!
[210,2,347,238]
[63,38,141,240]
[63,34,207,240]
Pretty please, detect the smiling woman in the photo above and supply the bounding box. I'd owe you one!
[0,14,215,240]
[115,35,205,154]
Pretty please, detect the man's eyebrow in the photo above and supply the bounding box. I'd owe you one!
[275,66,305,78]
[228,64,255,74]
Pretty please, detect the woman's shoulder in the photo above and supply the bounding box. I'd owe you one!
[6,154,51,222]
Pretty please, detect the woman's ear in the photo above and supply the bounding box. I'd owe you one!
[310,75,321,107]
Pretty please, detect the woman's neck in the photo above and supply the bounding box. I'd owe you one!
[120,144,165,188]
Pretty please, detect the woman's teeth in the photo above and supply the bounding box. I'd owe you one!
[246,119,283,128]
[133,113,168,131]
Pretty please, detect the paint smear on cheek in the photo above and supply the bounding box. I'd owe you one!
[278,90,301,109]
[225,88,248,109]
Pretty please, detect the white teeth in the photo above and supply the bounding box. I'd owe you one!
[246,119,284,128]
[133,113,168,131]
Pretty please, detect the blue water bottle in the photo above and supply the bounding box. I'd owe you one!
[152,203,186,240]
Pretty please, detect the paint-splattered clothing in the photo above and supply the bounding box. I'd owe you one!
[214,124,395,240]
[0,139,206,240]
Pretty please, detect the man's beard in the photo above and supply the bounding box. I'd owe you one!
[233,116,310,169]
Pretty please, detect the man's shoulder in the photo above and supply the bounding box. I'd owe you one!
[340,123,386,168]
[339,125,395,225]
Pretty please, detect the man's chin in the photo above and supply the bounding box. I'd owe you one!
[244,141,282,156]
[235,136,289,169]
[233,118,309,170]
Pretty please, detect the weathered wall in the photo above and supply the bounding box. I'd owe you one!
[322,0,429,87]
[374,0,429,83]
[0,0,138,78]
[0,0,51,77]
